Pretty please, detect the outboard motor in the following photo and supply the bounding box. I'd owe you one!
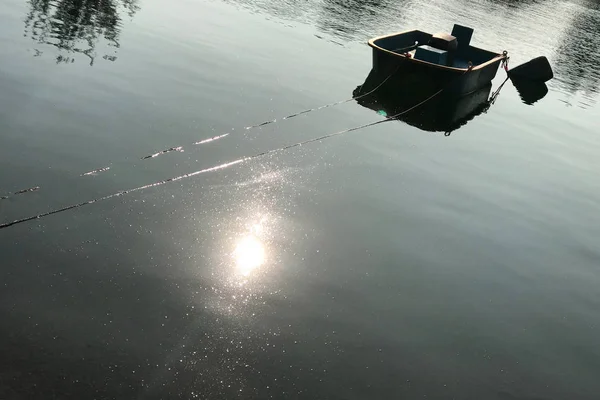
[508,56,554,82]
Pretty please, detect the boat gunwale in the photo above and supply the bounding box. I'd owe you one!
[368,29,504,73]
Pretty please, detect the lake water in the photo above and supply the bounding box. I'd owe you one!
[1,0,599,398]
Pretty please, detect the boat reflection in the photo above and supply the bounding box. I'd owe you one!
[353,69,504,135]
[512,80,549,105]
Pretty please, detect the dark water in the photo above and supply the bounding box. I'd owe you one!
[1,0,599,398]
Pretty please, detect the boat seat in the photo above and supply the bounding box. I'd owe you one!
[414,45,448,65]
[429,32,458,52]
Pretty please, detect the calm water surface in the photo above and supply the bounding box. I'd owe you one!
[1,0,599,399]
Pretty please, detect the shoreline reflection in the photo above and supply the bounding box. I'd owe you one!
[24,0,139,65]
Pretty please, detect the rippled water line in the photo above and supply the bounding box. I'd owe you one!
[0,160,245,230]
[0,186,40,201]
[241,91,366,130]
[0,70,453,230]
[132,67,398,160]
[141,146,185,160]
[194,133,230,145]
[81,166,111,176]
[1,70,397,202]
[0,117,393,230]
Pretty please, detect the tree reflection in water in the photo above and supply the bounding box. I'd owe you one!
[24,0,139,65]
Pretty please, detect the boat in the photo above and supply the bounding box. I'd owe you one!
[367,24,506,96]
[353,68,501,135]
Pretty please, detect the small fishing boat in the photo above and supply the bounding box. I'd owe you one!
[368,24,506,96]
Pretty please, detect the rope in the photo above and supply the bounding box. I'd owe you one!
[501,50,510,72]
[136,67,402,158]
[489,76,510,105]
[0,186,40,201]
[1,67,405,202]
[240,65,402,131]
[0,69,465,231]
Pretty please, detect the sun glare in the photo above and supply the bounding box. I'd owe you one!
[234,235,265,276]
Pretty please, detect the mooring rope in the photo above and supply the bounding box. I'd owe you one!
[0,67,403,203]
[0,70,462,231]
[139,66,402,158]
[239,67,401,131]
[0,186,40,201]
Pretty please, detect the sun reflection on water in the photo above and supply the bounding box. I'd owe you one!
[234,235,266,277]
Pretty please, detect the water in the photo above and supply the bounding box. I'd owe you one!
[1,0,599,398]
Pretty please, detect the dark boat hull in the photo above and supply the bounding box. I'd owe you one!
[371,47,502,96]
